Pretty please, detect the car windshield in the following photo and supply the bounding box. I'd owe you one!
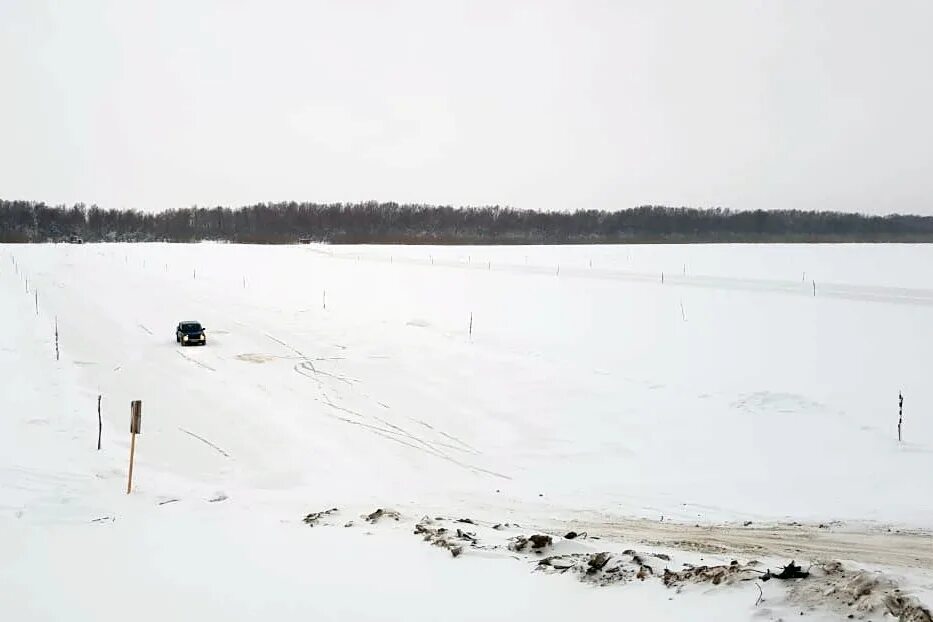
[181,323,202,332]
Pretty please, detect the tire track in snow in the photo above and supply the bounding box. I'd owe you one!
[267,331,509,479]
[574,519,933,570]
[176,350,216,372]
[178,427,231,458]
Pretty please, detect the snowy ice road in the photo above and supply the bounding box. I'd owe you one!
[2,242,932,621]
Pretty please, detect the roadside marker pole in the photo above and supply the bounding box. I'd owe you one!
[898,392,904,442]
[127,400,142,494]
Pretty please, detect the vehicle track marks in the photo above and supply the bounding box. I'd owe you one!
[178,427,231,458]
[176,350,216,372]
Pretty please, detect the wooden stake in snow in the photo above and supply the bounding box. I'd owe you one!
[898,392,903,442]
[54,316,59,361]
[97,395,102,451]
[680,300,687,322]
[322,290,326,310]
[25,276,28,293]
[469,312,473,337]
[127,400,142,494]
[661,272,665,284]
[34,290,38,316]
[556,265,560,276]
[243,276,246,289]
[193,269,196,280]
[812,280,816,296]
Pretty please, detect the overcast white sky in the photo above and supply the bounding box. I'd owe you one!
[1,0,931,214]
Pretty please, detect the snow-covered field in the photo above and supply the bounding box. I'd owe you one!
[3,242,932,621]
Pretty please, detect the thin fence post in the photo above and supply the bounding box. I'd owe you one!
[323,290,326,310]
[55,317,59,361]
[35,290,38,316]
[469,312,473,338]
[812,280,816,296]
[898,392,903,442]
[97,395,102,450]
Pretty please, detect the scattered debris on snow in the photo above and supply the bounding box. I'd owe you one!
[663,560,763,589]
[762,560,809,581]
[509,534,553,553]
[789,562,932,622]
[303,507,339,527]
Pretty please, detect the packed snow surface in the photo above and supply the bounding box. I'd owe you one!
[3,242,932,620]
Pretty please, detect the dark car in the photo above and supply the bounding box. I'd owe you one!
[176,321,206,346]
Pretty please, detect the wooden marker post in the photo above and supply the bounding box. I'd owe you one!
[127,400,142,494]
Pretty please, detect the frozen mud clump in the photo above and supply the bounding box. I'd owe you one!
[363,508,401,524]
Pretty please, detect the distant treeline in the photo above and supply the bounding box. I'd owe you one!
[2,199,933,244]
